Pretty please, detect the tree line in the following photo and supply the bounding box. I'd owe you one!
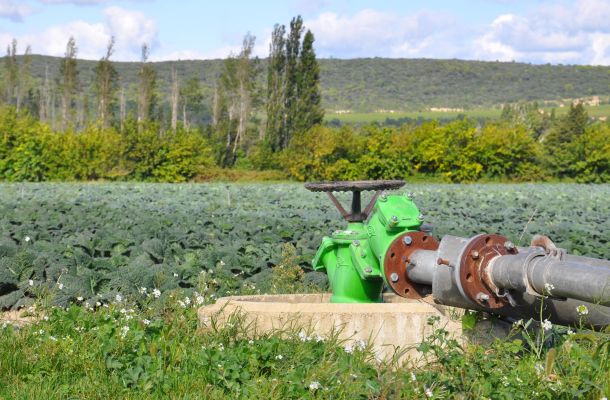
[0,16,322,171]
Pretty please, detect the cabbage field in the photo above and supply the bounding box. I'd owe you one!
[0,183,608,310]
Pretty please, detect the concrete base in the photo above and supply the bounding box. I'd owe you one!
[197,293,511,362]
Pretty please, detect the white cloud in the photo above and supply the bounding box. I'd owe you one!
[304,9,464,59]
[0,5,157,60]
[474,0,610,65]
[38,0,151,5]
[0,0,33,21]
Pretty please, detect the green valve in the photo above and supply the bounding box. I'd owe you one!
[306,180,423,303]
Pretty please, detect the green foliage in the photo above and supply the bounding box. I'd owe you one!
[1,301,608,398]
[0,107,213,182]
[0,183,608,310]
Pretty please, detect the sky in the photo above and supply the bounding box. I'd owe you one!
[1,0,610,65]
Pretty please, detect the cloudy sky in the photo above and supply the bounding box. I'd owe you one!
[1,0,610,65]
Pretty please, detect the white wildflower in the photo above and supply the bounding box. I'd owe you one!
[218,343,224,351]
[542,319,552,331]
[195,295,205,305]
[152,288,161,298]
[38,329,44,335]
[315,334,324,342]
[76,296,83,302]
[275,354,283,360]
[138,287,147,294]
[115,294,123,303]
[24,236,31,242]
[142,319,151,326]
[178,300,186,308]
[120,326,129,339]
[513,319,524,328]
[410,372,417,382]
[248,339,254,345]
[43,315,49,321]
[425,387,433,397]
[184,297,191,306]
[173,272,179,278]
[219,260,225,266]
[57,282,64,290]
[535,363,544,374]
[344,343,354,354]
[96,301,101,307]
[544,283,555,293]
[576,305,589,316]
[567,329,575,336]
[49,336,57,341]
[308,381,322,391]
[28,279,34,286]
[298,331,310,342]
[355,339,366,351]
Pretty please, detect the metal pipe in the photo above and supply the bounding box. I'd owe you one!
[490,251,610,306]
[406,249,437,285]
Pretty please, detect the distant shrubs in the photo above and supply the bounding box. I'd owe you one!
[0,106,213,182]
[1,103,608,183]
[281,111,609,183]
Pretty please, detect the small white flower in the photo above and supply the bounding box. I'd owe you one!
[142,319,151,326]
[43,315,49,321]
[76,296,83,302]
[24,236,31,242]
[38,329,44,335]
[138,287,147,294]
[567,329,575,336]
[95,301,101,307]
[535,363,544,374]
[355,339,366,351]
[542,319,552,331]
[28,279,34,286]
[184,297,191,306]
[513,319,524,328]
[410,372,417,382]
[195,295,205,305]
[544,283,555,293]
[178,300,186,308]
[219,260,225,266]
[298,331,309,342]
[576,305,589,316]
[315,334,324,342]
[57,282,64,290]
[248,339,254,345]
[49,336,57,341]
[115,294,123,303]
[275,354,283,360]
[152,289,161,298]
[218,343,224,351]
[120,326,129,338]
[308,381,322,391]
[344,343,354,354]
[425,387,433,397]
[173,272,179,278]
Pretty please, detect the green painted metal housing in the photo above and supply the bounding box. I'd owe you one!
[312,193,423,303]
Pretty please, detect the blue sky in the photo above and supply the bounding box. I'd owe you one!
[1,0,610,65]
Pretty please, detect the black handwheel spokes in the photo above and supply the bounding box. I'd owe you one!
[305,180,405,222]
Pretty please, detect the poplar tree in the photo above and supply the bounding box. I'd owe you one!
[93,37,118,127]
[59,36,78,130]
[295,30,324,133]
[16,45,33,113]
[3,39,18,105]
[137,43,157,124]
[283,16,303,149]
[265,24,286,151]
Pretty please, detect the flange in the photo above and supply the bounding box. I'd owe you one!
[458,234,518,309]
[384,231,439,299]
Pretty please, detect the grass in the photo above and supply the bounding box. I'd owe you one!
[327,104,610,124]
[1,291,609,399]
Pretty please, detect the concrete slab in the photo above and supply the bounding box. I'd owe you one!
[197,293,511,362]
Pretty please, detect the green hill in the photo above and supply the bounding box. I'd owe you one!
[15,55,610,114]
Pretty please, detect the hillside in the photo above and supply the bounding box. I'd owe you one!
[16,55,610,113]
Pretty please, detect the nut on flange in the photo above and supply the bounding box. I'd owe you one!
[459,234,518,309]
[384,231,439,299]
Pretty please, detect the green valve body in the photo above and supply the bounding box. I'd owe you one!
[312,193,423,303]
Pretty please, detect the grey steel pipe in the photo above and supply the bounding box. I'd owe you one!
[489,250,610,306]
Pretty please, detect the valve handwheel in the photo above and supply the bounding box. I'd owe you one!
[305,180,405,222]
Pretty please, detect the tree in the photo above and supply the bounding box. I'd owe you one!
[59,37,79,130]
[93,37,118,127]
[265,24,286,151]
[543,102,589,177]
[3,39,18,105]
[283,16,304,149]
[180,76,203,129]
[295,30,324,133]
[137,44,157,124]
[170,65,179,133]
[215,33,258,166]
[16,45,33,113]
